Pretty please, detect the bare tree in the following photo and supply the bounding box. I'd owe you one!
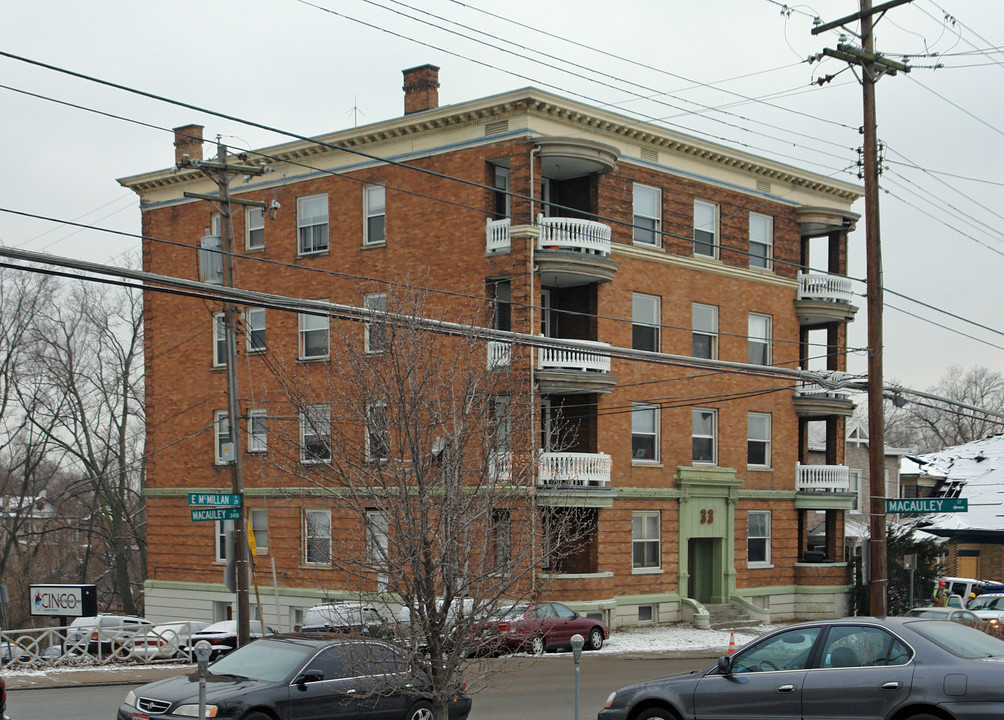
[264,287,582,720]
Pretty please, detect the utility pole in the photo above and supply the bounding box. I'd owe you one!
[813,0,912,617]
[180,142,269,646]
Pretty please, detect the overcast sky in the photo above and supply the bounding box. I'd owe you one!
[2,0,1001,396]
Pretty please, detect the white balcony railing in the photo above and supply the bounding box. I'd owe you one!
[796,462,851,492]
[486,218,511,254]
[486,340,511,369]
[537,215,611,256]
[795,378,851,402]
[538,339,611,373]
[538,451,611,487]
[797,271,854,303]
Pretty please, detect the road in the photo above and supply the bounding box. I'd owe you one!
[7,654,711,720]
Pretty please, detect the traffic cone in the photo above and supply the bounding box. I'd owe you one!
[727,631,736,655]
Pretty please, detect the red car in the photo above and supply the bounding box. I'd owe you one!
[482,601,608,655]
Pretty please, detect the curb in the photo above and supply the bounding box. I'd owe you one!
[5,664,193,691]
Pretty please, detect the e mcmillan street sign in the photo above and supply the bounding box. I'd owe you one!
[188,493,242,507]
[885,498,968,514]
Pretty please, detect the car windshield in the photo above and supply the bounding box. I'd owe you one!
[970,596,1002,610]
[908,619,1004,658]
[210,639,313,681]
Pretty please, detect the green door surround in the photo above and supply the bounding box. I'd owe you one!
[676,466,742,605]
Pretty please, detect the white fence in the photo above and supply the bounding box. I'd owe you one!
[1,622,201,667]
[796,462,851,492]
[538,452,612,486]
[538,340,611,373]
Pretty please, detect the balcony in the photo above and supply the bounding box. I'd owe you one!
[486,340,511,370]
[794,271,858,326]
[536,339,617,395]
[796,462,851,492]
[538,452,611,487]
[486,216,618,286]
[792,379,855,418]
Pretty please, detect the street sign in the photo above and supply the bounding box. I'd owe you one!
[885,497,968,514]
[29,584,98,617]
[191,507,242,522]
[188,492,242,507]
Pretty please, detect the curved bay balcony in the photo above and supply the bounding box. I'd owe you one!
[486,216,618,286]
[795,271,858,327]
[793,379,855,418]
[536,339,617,395]
[538,451,611,487]
[796,462,851,492]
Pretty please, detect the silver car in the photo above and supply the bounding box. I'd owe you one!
[600,617,1004,720]
[132,621,211,661]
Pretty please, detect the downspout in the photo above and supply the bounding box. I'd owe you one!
[529,143,540,595]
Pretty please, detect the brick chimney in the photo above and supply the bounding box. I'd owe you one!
[402,65,440,115]
[173,124,204,165]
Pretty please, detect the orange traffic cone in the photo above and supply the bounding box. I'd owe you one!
[727,631,736,655]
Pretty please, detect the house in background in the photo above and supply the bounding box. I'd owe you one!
[119,65,862,630]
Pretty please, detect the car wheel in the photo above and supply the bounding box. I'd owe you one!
[404,700,434,720]
[587,627,604,651]
[529,635,546,655]
[636,708,677,720]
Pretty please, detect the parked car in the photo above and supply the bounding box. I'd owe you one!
[132,621,211,660]
[181,620,276,660]
[599,616,1004,720]
[118,634,472,720]
[65,614,152,656]
[966,591,1004,628]
[904,606,981,624]
[301,602,389,637]
[478,601,608,655]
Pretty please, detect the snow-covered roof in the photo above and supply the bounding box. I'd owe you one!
[903,434,1004,534]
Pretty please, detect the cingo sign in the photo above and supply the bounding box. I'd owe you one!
[29,584,97,618]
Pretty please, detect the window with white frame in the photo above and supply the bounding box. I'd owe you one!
[246,206,265,250]
[364,185,386,245]
[692,303,718,359]
[693,199,718,257]
[249,508,269,554]
[304,509,331,565]
[748,510,771,565]
[364,293,387,353]
[632,511,661,570]
[298,309,329,360]
[492,509,511,574]
[247,409,267,453]
[631,403,659,462]
[749,212,773,269]
[366,402,390,462]
[246,308,266,352]
[213,312,226,366]
[366,510,388,566]
[297,194,328,254]
[692,408,717,464]
[214,410,232,465]
[849,468,863,511]
[300,405,330,463]
[748,412,771,467]
[632,184,661,246]
[493,165,510,219]
[215,519,232,562]
[632,293,660,352]
[491,280,511,331]
[748,313,772,365]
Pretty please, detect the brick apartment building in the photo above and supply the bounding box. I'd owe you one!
[120,65,862,630]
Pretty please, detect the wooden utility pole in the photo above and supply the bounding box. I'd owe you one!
[813,0,912,616]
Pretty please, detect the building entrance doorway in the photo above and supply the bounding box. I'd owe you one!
[688,537,722,604]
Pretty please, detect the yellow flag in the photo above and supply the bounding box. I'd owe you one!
[247,518,257,561]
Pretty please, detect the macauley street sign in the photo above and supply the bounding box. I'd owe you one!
[191,507,242,522]
[885,498,968,514]
[188,493,242,507]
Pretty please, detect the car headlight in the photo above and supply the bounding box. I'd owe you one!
[124,691,136,707]
[174,704,218,717]
[604,691,618,708]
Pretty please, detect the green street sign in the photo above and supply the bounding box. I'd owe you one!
[885,498,968,514]
[191,508,241,522]
[188,493,242,507]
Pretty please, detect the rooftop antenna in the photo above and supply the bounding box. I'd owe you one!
[347,95,366,128]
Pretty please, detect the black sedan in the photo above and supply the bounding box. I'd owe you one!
[599,616,1004,720]
[118,634,472,720]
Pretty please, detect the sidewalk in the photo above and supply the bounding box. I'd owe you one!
[5,663,193,691]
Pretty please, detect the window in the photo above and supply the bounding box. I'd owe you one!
[215,519,232,562]
[493,396,511,453]
[491,280,511,331]
[364,185,386,245]
[632,511,661,570]
[493,165,510,219]
[366,402,389,462]
[300,405,330,463]
[249,509,269,554]
[297,194,328,254]
[631,403,659,462]
[304,509,331,565]
[692,408,717,464]
[364,293,387,353]
[819,625,910,668]
[632,184,661,246]
[748,511,771,565]
[246,207,265,250]
[366,511,388,565]
[747,412,771,467]
[849,468,863,511]
[637,605,654,622]
[632,293,660,352]
[694,199,718,257]
[491,509,511,574]
[246,308,266,352]
[730,627,821,674]
[213,312,226,366]
[214,410,232,464]
[748,313,771,365]
[692,303,718,359]
[248,409,267,453]
[298,309,329,360]
[749,212,773,269]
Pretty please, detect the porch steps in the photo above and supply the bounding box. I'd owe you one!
[705,603,763,631]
